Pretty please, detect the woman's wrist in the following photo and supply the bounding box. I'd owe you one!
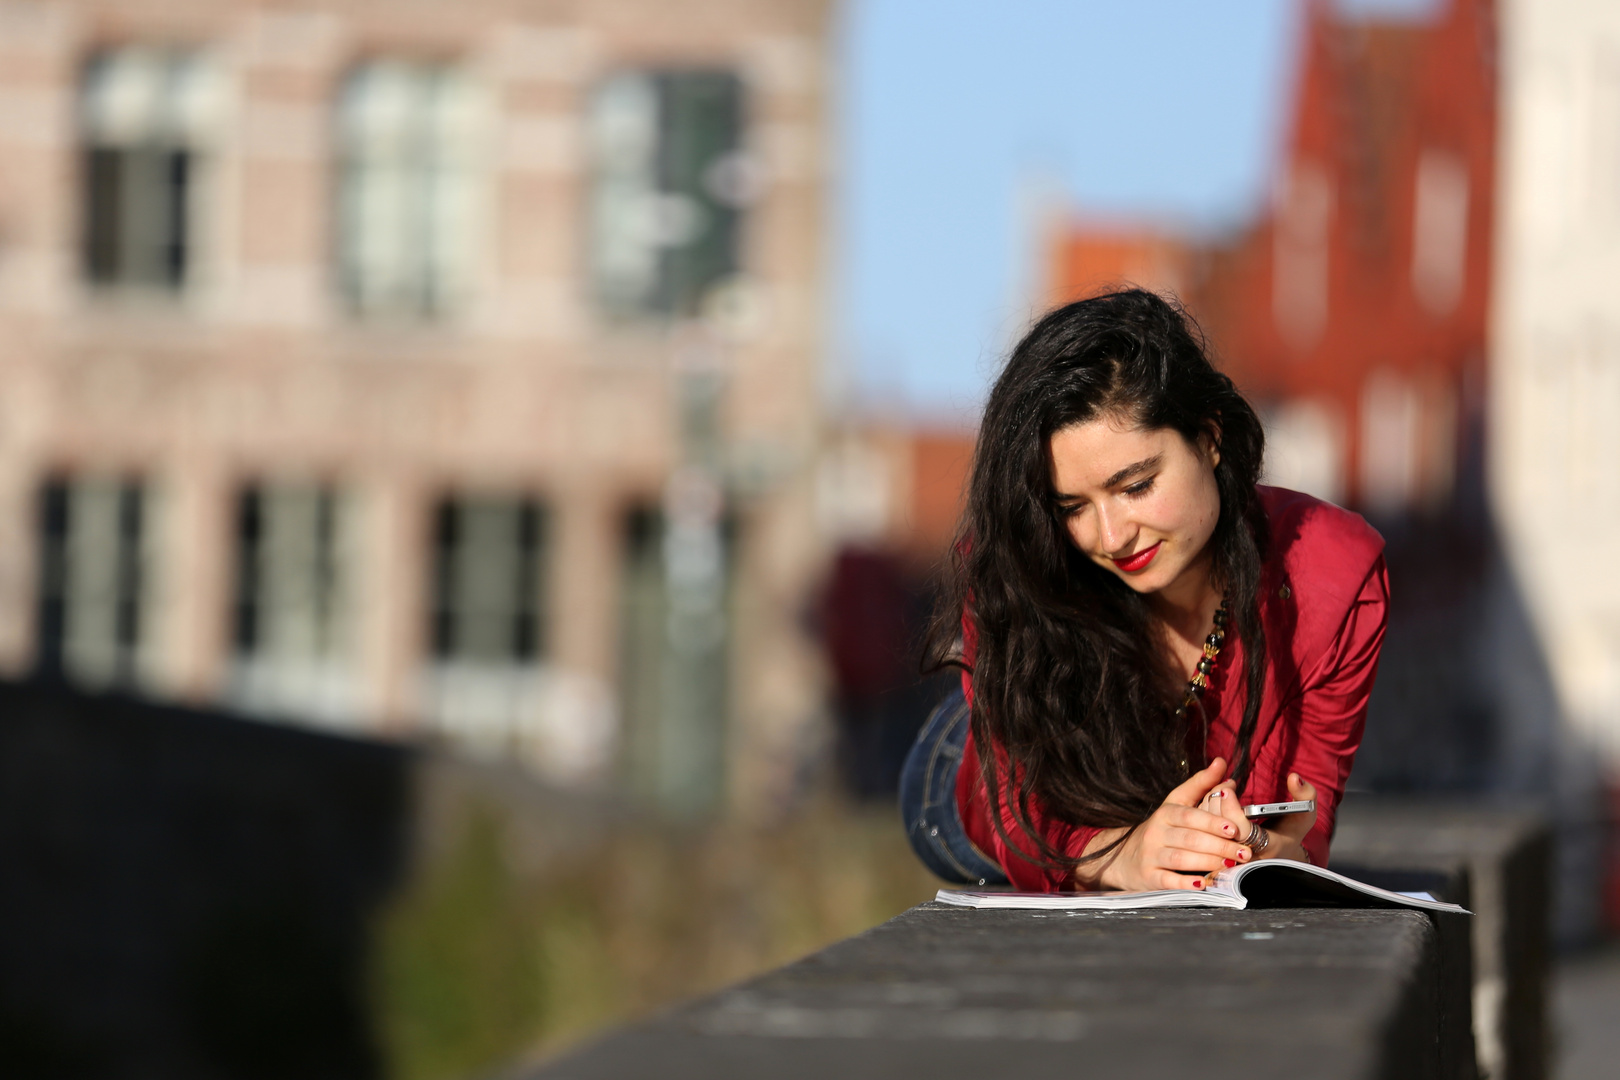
[1250,829,1308,863]
[1075,826,1130,890]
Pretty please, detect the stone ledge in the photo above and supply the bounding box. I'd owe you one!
[530,904,1451,1080]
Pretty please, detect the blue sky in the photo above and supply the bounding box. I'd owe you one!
[832,0,1437,423]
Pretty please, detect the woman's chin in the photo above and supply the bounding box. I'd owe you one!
[1111,567,1168,593]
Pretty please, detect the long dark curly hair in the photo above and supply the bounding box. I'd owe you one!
[927,289,1269,872]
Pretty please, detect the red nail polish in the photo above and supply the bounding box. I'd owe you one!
[1193,879,1204,889]
[1223,858,1236,867]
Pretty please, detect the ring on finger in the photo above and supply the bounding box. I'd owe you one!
[1243,823,1270,855]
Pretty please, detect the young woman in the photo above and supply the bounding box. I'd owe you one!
[900,289,1388,893]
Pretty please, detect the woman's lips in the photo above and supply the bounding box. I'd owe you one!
[1112,541,1161,573]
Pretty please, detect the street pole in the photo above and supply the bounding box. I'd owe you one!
[658,334,729,817]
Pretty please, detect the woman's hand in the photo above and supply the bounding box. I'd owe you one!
[1077,758,1257,892]
[1208,772,1318,863]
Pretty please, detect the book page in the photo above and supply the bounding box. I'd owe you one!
[937,861,1469,913]
[935,887,1244,910]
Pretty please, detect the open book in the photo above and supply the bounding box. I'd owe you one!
[935,859,1469,913]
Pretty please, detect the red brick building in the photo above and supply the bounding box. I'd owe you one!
[1050,0,1496,513]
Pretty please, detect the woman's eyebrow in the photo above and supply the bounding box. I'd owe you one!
[1101,454,1163,489]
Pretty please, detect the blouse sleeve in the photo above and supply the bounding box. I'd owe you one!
[960,609,977,705]
[957,731,1103,892]
[1287,555,1390,867]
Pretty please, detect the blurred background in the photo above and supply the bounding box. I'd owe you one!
[1,0,1618,1076]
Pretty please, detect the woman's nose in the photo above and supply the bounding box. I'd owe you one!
[1096,503,1133,553]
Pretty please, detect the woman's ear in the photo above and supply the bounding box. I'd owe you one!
[1203,420,1223,468]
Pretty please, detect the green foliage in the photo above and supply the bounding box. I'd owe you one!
[374,809,543,1080]
[371,798,939,1079]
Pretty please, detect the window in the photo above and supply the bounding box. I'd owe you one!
[1360,370,1421,514]
[429,497,545,664]
[1272,159,1334,348]
[80,48,216,290]
[36,477,151,688]
[422,496,556,764]
[337,61,483,318]
[1411,149,1470,316]
[619,506,666,796]
[618,503,732,813]
[229,485,357,723]
[1261,400,1346,506]
[589,71,747,320]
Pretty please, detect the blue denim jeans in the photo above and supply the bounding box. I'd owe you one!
[899,685,1009,886]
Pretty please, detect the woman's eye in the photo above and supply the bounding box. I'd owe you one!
[1124,478,1155,497]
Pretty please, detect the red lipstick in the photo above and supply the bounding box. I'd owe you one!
[1112,541,1161,573]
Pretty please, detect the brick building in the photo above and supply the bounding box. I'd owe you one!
[0,0,833,814]
[1050,0,1496,516]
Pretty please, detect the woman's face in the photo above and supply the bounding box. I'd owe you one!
[1048,413,1222,597]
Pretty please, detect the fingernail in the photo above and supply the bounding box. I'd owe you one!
[1223,858,1236,868]
[1223,824,1234,835]
[1237,849,1250,861]
[1193,879,1204,889]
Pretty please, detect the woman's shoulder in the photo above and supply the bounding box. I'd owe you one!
[1258,485,1385,585]
[1256,485,1387,668]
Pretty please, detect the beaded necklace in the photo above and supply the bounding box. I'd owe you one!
[1173,597,1228,725]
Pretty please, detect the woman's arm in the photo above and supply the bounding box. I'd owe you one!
[958,743,1252,891]
[1211,558,1390,864]
[1288,557,1390,864]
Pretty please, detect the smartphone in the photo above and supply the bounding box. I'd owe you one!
[1242,799,1315,818]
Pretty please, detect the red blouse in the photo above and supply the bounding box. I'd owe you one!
[956,485,1389,891]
